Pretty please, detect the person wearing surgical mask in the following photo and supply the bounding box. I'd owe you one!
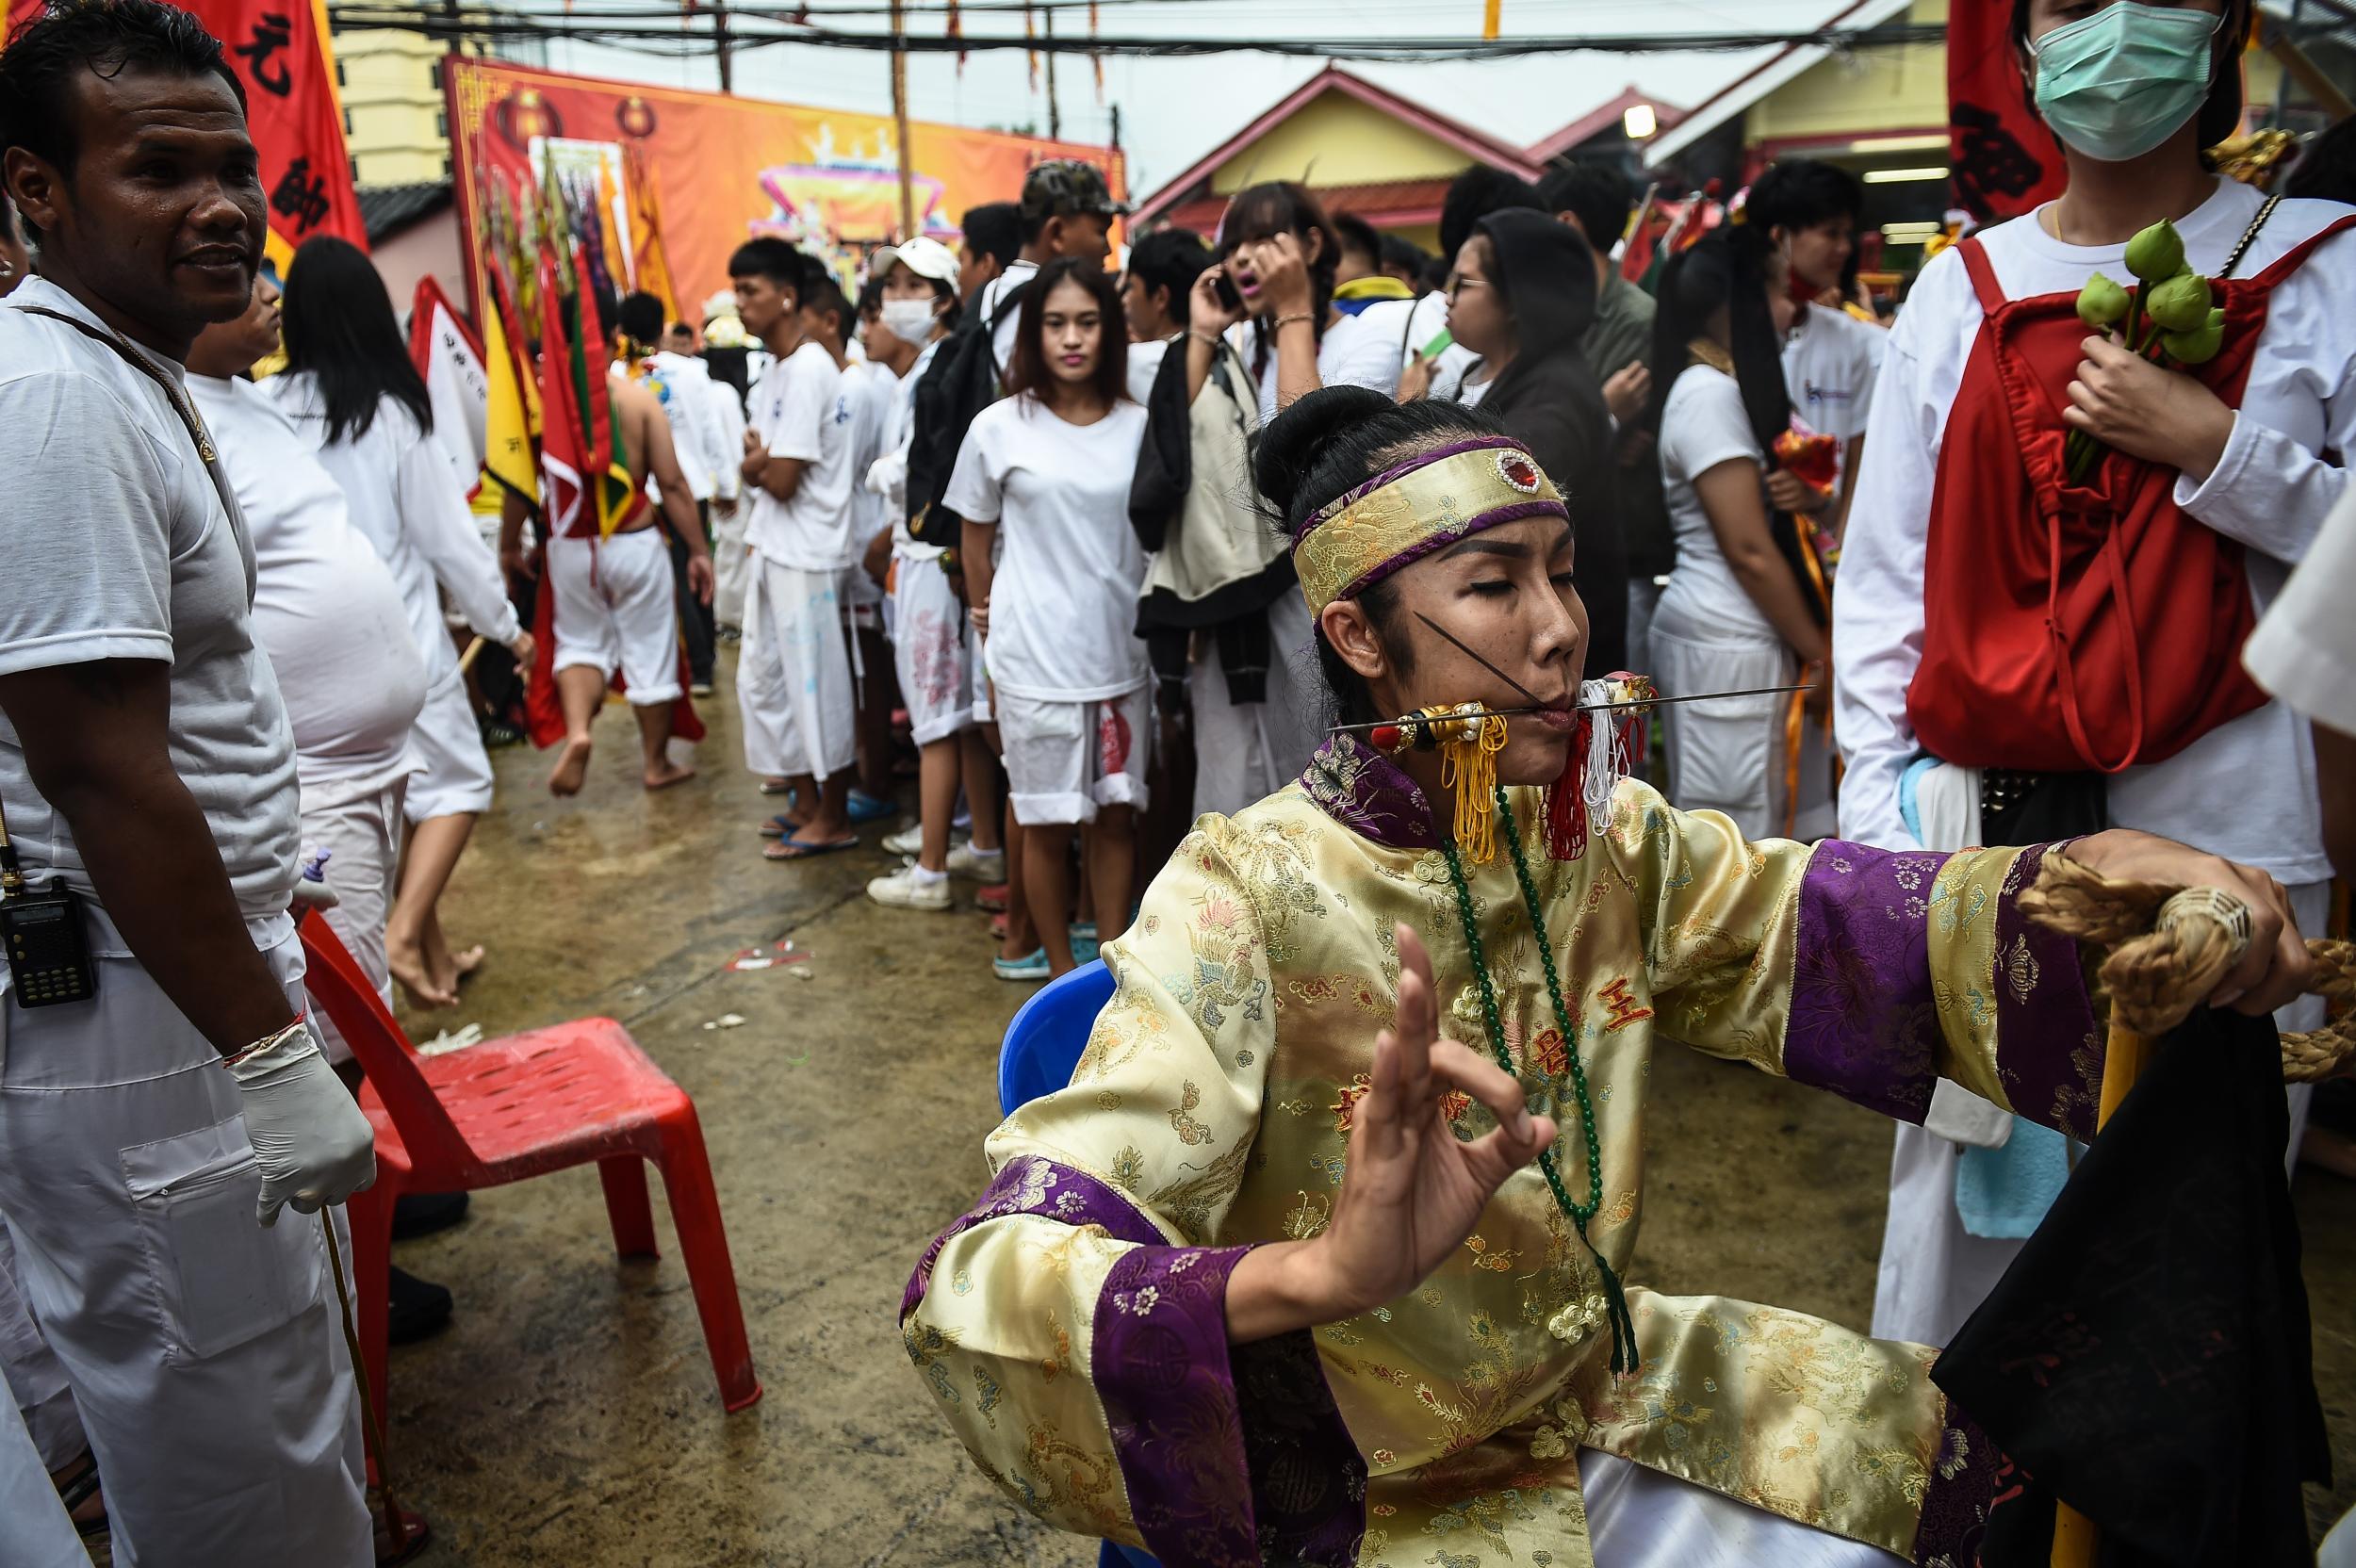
[1835,0,2356,1349]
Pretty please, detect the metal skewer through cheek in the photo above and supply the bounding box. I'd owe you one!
[1330,683,1813,751]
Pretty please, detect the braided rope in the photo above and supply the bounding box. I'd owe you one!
[2019,853,2354,1083]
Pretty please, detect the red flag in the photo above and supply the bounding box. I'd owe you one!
[534,245,590,545]
[1947,0,2066,223]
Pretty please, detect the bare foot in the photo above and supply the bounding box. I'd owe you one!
[644,760,697,791]
[451,944,485,980]
[548,734,593,796]
[387,935,458,1010]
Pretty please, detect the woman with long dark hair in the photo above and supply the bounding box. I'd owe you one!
[902,383,2311,1564]
[1836,0,2354,1348]
[1442,206,1629,673]
[270,236,533,1009]
[946,258,1150,979]
[1643,224,1835,840]
[1184,180,1415,423]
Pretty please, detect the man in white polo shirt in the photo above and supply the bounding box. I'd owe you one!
[0,3,377,1560]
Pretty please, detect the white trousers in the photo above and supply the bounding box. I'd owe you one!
[712,505,752,630]
[1188,594,1320,822]
[738,557,856,783]
[0,1221,78,1471]
[0,925,370,1567]
[1579,1449,1902,1565]
[1649,608,1835,841]
[548,529,681,706]
[402,669,496,822]
[891,552,972,747]
[1871,878,2326,1346]
[300,776,406,1068]
[0,1380,83,1567]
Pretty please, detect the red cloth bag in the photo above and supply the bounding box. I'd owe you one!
[1906,210,2354,774]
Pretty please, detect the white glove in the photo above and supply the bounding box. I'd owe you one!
[228,1021,378,1226]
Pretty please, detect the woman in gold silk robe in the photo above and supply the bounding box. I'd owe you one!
[901,390,2314,1568]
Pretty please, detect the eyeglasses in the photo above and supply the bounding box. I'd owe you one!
[1445,273,1495,301]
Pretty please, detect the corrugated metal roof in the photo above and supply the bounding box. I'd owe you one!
[356,182,452,243]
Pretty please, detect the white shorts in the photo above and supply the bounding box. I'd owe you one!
[0,924,371,1567]
[737,557,857,783]
[970,622,993,727]
[403,671,495,822]
[1647,603,1835,842]
[997,684,1151,826]
[712,505,753,630]
[548,528,681,706]
[892,552,972,746]
[299,776,406,1068]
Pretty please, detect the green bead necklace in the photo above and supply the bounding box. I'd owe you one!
[1438,783,1638,1376]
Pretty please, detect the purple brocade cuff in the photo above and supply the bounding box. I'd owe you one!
[1786,841,1955,1124]
[1301,734,1441,851]
[1988,844,2102,1143]
[902,1155,1163,1321]
[1911,1406,2002,1564]
[1095,1246,1364,1567]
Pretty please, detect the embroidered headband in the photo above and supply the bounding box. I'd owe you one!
[1292,436,1568,615]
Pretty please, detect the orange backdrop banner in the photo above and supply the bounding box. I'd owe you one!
[445,56,1125,326]
[4,0,365,265]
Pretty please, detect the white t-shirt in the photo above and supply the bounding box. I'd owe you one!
[634,350,727,502]
[190,374,428,807]
[1836,177,2356,884]
[2244,487,2356,735]
[702,370,745,502]
[1248,298,1416,422]
[269,374,519,685]
[0,279,300,932]
[843,358,900,557]
[744,339,855,571]
[1126,335,1170,407]
[1779,302,1881,490]
[1655,364,1774,642]
[943,395,1151,702]
[984,259,1041,383]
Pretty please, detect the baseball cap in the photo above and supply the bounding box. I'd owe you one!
[869,235,961,290]
[1018,159,1130,226]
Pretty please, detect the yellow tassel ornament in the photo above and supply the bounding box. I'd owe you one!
[1429,703,1509,864]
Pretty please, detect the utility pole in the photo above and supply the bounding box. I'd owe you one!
[890,0,915,237]
[1042,8,1060,140]
[713,0,733,93]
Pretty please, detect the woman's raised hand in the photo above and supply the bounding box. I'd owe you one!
[1227,924,1555,1343]
[1189,263,1242,336]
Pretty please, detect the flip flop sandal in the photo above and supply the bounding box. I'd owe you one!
[763,833,860,861]
[756,816,803,839]
[758,779,797,799]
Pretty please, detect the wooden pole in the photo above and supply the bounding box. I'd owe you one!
[889,0,915,239]
[1042,9,1060,140]
[712,0,733,94]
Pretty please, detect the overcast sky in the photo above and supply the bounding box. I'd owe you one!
[532,0,1861,200]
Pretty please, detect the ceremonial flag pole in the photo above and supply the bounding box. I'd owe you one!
[890,0,916,238]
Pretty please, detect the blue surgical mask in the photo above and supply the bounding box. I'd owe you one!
[2030,3,2225,163]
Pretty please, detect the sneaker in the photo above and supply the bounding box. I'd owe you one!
[1071,938,1102,966]
[993,947,1050,982]
[880,824,926,858]
[388,1265,454,1346]
[975,882,1010,913]
[1069,921,1097,943]
[868,864,954,911]
[946,841,1005,880]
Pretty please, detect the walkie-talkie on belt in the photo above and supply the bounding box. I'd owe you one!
[0,796,94,1007]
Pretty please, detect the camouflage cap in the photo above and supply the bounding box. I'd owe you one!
[1018,159,1130,225]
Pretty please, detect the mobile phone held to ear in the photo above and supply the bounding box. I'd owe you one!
[1213,271,1242,315]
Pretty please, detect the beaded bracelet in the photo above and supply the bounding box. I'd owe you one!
[1272,312,1316,331]
[1186,328,1224,349]
[221,1011,311,1070]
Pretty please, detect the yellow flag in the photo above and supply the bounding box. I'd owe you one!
[481,277,537,505]
[626,146,680,327]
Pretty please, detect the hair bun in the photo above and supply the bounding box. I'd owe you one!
[1255,384,1394,517]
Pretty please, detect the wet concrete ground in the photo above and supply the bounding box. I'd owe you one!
[375,649,2355,1565]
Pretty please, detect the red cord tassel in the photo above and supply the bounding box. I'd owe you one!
[1544,713,1591,860]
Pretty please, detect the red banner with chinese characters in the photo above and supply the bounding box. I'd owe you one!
[1946,0,2066,223]
[4,0,365,263]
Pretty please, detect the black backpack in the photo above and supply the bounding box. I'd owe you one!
[905,276,1031,548]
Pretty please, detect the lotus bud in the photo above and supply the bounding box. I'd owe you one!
[2076,271,2131,331]
[2124,220,2186,283]
[2144,271,2213,334]
[2163,318,2225,366]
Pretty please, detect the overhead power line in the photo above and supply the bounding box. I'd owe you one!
[324,5,1943,61]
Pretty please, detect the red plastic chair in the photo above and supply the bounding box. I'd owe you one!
[297,911,762,1425]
